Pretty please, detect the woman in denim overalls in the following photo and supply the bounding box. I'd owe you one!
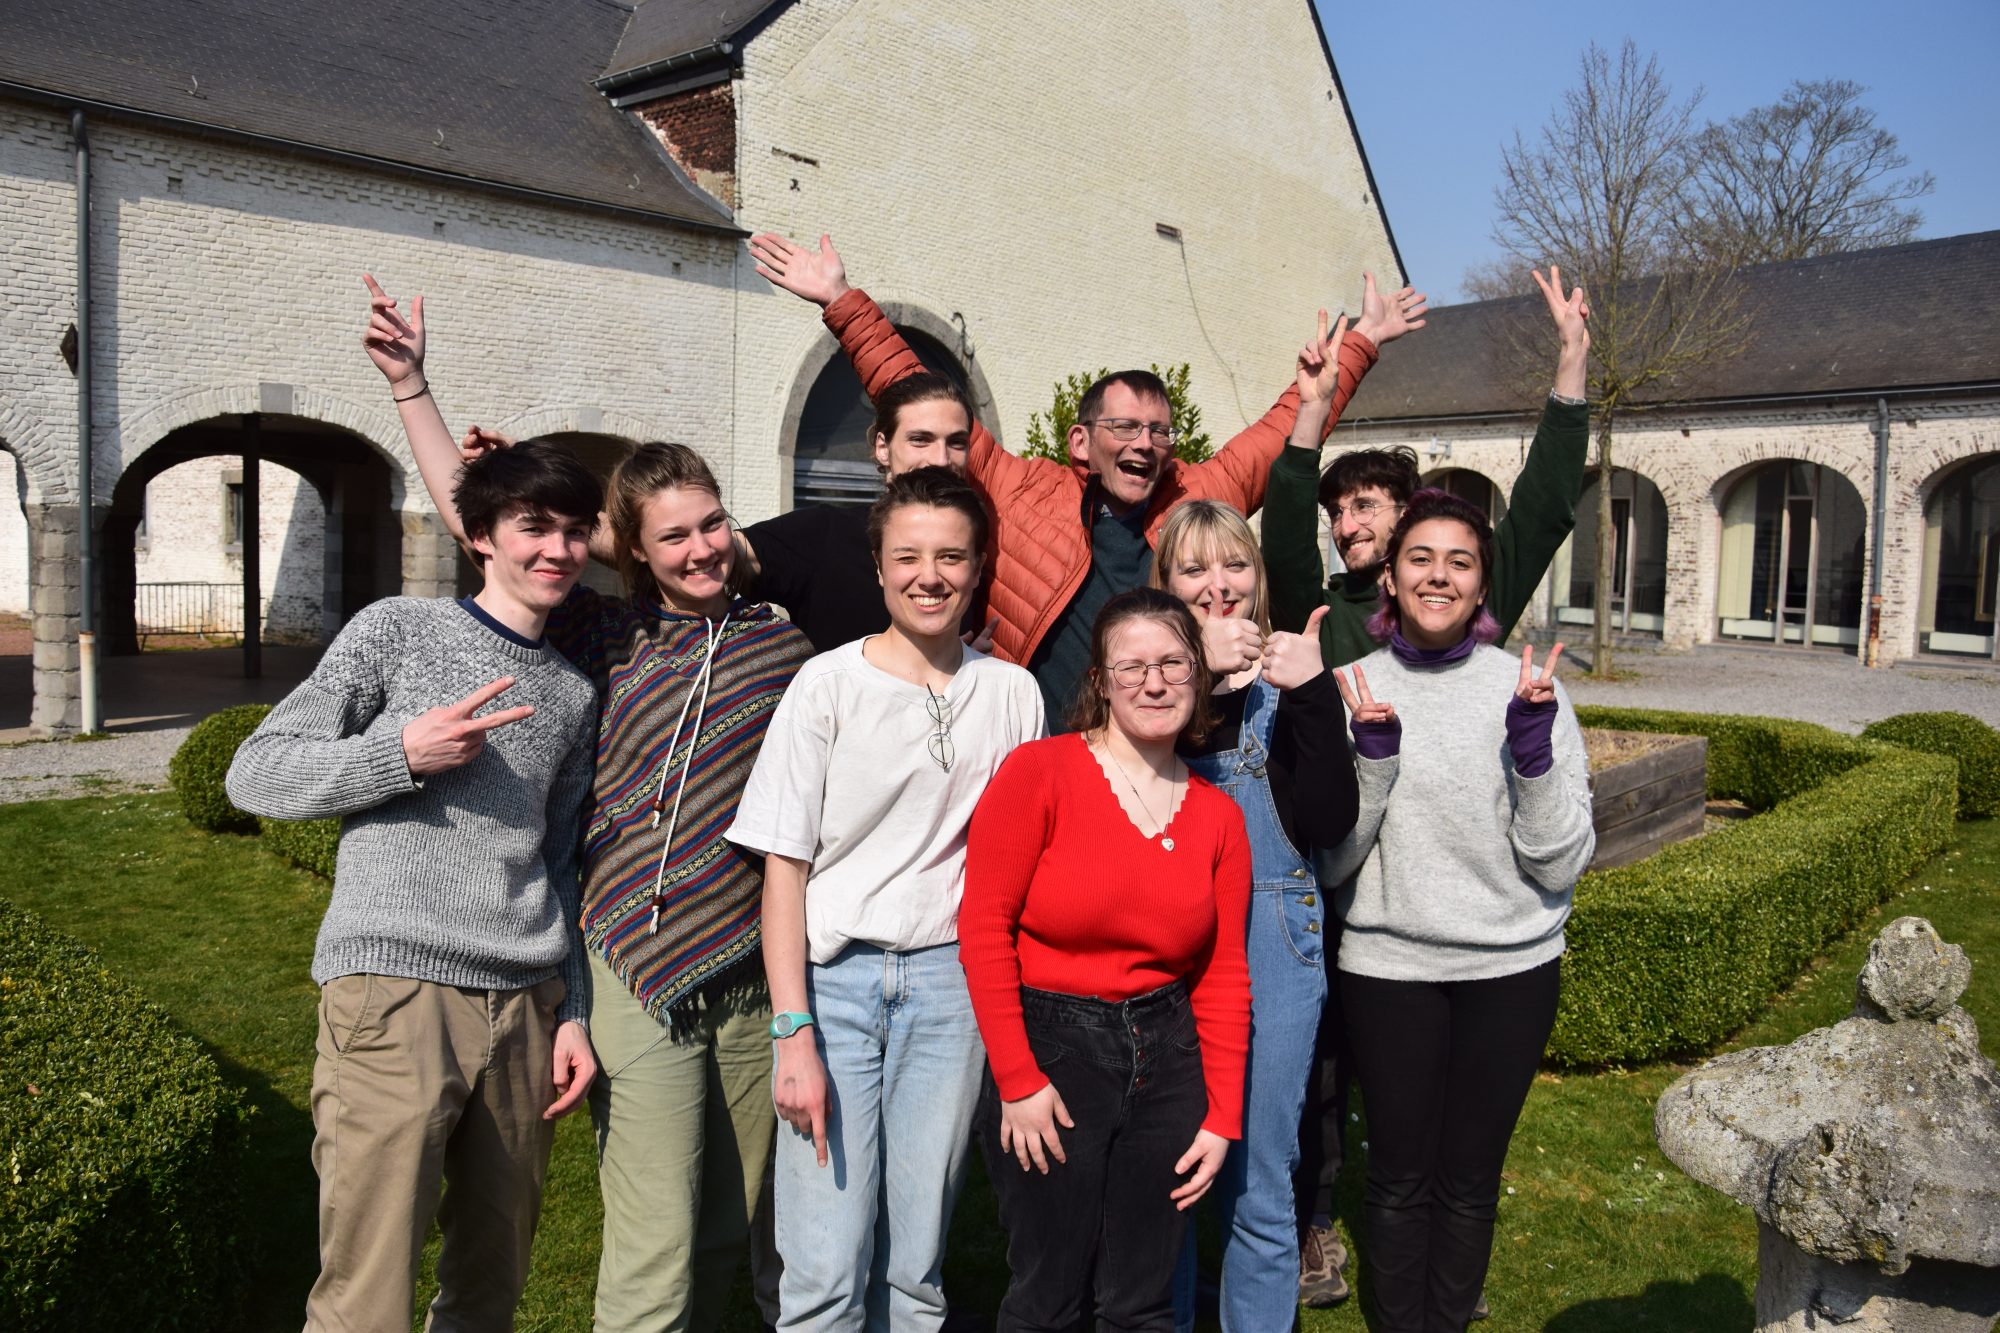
[1156,500,1360,1331]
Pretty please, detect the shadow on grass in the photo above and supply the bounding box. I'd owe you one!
[203,1045,321,1329]
[1544,1272,1753,1331]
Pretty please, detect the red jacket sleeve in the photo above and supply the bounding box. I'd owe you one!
[1187,795,1253,1138]
[1178,332,1379,516]
[960,743,1057,1101]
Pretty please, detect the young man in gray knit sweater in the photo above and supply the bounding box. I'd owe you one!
[227,441,604,1333]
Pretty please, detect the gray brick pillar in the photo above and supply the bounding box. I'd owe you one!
[27,503,85,735]
[399,508,458,599]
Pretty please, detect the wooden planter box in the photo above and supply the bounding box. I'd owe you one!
[1586,730,1708,871]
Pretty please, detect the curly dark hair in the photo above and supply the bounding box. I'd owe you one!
[1366,487,1501,645]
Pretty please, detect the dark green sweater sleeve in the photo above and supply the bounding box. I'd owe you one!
[1489,397,1591,640]
[1262,446,1329,637]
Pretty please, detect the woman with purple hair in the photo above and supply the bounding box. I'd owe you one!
[1323,489,1595,1333]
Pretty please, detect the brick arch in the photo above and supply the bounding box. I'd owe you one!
[1700,442,1872,514]
[494,408,671,450]
[0,400,70,507]
[114,384,413,508]
[1912,437,2000,512]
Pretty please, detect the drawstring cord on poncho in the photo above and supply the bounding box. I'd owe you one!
[645,610,728,935]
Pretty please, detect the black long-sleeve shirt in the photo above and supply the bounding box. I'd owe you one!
[1185,670,1359,856]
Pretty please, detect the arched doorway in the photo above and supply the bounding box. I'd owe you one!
[1716,461,1867,650]
[791,327,970,507]
[1423,467,1507,521]
[1918,454,2000,658]
[106,414,400,657]
[1551,468,1668,635]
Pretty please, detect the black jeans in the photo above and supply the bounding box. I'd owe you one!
[1294,919,1353,1232]
[977,982,1208,1332]
[1340,959,1560,1333]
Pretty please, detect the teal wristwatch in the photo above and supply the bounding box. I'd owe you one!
[770,1011,815,1039]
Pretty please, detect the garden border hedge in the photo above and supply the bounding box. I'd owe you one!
[1859,710,2000,819]
[1552,707,1957,1067]
[0,899,245,1329]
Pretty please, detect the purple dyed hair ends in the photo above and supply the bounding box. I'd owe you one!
[1365,487,1503,645]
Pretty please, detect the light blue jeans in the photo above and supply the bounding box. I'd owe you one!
[773,941,985,1331]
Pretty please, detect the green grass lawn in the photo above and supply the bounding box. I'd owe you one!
[2,793,1994,1331]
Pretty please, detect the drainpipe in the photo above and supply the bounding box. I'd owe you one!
[73,108,100,732]
[1866,397,1890,668]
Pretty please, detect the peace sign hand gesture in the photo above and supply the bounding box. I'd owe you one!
[1514,643,1564,707]
[361,273,425,391]
[1332,664,1395,726]
[401,677,536,777]
[1295,310,1352,406]
[1529,266,1589,352]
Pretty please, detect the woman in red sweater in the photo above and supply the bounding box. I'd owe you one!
[961,587,1253,1331]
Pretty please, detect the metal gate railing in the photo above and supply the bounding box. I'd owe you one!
[135,582,249,645]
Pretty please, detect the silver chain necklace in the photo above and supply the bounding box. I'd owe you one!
[1101,742,1179,852]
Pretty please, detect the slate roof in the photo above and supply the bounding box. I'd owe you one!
[0,0,736,229]
[601,0,787,83]
[1345,231,2000,421]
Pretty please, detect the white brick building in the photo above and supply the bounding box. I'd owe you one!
[1330,233,2000,667]
[0,0,1402,732]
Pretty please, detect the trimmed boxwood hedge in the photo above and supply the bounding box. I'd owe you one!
[1550,706,1957,1067]
[169,704,340,878]
[1860,710,2000,819]
[167,703,273,833]
[260,812,341,879]
[0,899,244,1329]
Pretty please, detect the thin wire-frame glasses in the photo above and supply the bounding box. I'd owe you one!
[1107,656,1196,689]
[925,684,954,772]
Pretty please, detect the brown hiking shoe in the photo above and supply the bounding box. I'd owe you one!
[1298,1218,1350,1307]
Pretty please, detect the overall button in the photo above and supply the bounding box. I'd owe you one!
[1290,867,1310,879]
[1305,921,1320,934]
[1302,893,1316,907]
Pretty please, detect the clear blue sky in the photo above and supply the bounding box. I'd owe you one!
[1313,0,2000,303]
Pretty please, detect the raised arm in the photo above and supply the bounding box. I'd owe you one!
[1488,268,1592,637]
[1184,272,1422,515]
[362,274,466,543]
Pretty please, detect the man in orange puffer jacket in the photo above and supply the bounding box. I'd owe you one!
[749,232,1425,724]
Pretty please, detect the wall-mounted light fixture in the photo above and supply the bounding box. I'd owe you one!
[1427,435,1452,462]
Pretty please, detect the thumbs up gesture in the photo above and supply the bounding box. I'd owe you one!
[401,677,536,777]
[1262,606,1329,691]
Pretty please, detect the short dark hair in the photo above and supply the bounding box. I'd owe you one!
[1077,370,1170,425]
[1366,487,1501,645]
[454,438,602,563]
[867,465,991,560]
[1317,445,1420,515]
[870,372,974,466]
[1066,587,1217,746]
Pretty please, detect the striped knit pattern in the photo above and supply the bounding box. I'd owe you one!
[547,586,811,1021]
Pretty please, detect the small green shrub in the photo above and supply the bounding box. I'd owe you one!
[261,813,340,878]
[1861,710,2000,819]
[0,899,245,1328]
[1551,707,1957,1067]
[168,703,273,834]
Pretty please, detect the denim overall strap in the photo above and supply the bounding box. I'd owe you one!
[1183,676,1316,889]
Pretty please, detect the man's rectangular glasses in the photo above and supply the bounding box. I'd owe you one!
[1083,418,1177,444]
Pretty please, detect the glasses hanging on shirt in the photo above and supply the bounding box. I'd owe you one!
[925,684,954,773]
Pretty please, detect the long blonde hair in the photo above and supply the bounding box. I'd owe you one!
[1150,499,1271,636]
[605,441,734,601]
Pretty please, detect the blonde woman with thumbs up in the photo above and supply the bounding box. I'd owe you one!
[1151,498,1360,1332]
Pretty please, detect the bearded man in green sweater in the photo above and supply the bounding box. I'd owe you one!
[1266,267,1592,1309]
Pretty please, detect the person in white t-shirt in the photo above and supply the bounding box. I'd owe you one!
[728,466,1046,1331]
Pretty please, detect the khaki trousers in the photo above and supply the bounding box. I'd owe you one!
[588,951,775,1333]
[304,973,563,1333]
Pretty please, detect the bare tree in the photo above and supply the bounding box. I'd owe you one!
[1687,78,1933,265]
[1489,40,1749,676]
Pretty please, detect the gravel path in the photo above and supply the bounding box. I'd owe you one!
[1559,645,2000,733]
[0,726,192,803]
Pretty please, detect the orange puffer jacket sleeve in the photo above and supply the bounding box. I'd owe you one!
[822,289,1378,666]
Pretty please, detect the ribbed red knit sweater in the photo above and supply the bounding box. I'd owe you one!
[961,733,1253,1138]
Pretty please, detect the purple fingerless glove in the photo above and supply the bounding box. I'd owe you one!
[1350,716,1402,760]
[1505,695,1557,778]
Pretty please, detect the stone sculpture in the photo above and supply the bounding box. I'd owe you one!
[1656,916,2000,1332]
